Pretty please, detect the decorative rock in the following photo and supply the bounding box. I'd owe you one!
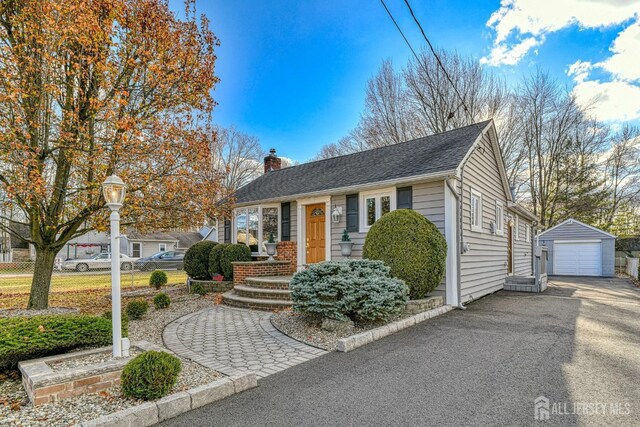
[321,317,355,334]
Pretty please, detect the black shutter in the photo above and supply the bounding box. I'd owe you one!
[281,202,291,241]
[223,219,231,243]
[346,194,359,232]
[397,186,413,209]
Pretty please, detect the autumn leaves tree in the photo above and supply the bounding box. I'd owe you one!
[0,0,225,309]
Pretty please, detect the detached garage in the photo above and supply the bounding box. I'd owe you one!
[538,218,616,277]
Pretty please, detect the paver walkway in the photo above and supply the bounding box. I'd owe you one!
[163,306,326,378]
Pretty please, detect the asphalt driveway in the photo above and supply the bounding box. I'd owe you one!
[161,276,640,427]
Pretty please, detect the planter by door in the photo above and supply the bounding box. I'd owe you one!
[339,242,353,257]
[265,242,277,261]
[306,204,326,264]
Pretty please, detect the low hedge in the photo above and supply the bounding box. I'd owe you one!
[184,241,218,280]
[220,244,252,280]
[0,315,126,371]
[290,259,409,322]
[208,244,225,277]
[121,351,181,400]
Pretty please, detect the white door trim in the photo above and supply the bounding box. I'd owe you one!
[444,181,460,306]
[296,196,332,268]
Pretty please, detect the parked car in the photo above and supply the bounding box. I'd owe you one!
[62,253,136,272]
[135,251,185,271]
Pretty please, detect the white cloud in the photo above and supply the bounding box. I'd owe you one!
[482,0,640,66]
[572,79,640,122]
[598,21,640,81]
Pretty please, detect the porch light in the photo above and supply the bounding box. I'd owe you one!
[331,205,342,223]
[102,175,126,211]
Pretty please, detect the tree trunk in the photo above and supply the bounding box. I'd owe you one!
[27,247,57,310]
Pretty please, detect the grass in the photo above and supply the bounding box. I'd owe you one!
[0,270,188,294]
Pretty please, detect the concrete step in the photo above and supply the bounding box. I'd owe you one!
[222,291,292,311]
[244,276,292,290]
[233,284,292,301]
[505,276,535,285]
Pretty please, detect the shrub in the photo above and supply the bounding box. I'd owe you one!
[184,241,218,280]
[220,244,252,280]
[153,293,171,309]
[149,270,168,290]
[208,244,226,277]
[0,315,121,371]
[190,283,207,296]
[126,300,149,320]
[101,311,129,336]
[290,259,409,322]
[120,351,181,400]
[363,209,447,299]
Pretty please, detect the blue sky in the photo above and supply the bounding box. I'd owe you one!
[170,1,640,162]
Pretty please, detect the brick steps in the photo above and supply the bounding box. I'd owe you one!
[223,276,293,311]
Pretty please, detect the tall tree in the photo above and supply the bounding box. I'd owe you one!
[0,0,224,309]
[209,125,263,194]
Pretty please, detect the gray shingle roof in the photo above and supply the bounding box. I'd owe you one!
[233,120,491,204]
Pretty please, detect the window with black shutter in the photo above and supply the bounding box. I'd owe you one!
[397,186,413,209]
[223,219,231,243]
[346,194,359,232]
[281,202,291,241]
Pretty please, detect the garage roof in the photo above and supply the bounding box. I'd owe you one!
[538,218,616,239]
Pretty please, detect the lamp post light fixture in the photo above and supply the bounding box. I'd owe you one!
[102,175,129,358]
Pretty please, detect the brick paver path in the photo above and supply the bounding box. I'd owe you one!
[163,306,327,378]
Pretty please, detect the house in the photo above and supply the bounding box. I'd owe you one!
[56,231,112,260]
[537,218,616,277]
[219,120,538,307]
[125,231,204,258]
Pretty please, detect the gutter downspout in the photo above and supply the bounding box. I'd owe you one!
[445,178,466,310]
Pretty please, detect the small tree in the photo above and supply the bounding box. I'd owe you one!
[149,271,168,290]
[184,241,217,280]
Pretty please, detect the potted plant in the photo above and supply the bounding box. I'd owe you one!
[265,232,277,261]
[339,229,353,257]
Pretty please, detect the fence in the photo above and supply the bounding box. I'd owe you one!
[0,261,188,294]
[626,257,639,280]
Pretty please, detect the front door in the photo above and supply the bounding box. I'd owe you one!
[305,203,326,264]
[507,223,513,274]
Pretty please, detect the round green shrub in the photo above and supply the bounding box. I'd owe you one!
[190,283,207,296]
[362,209,447,300]
[149,270,168,290]
[120,351,181,400]
[290,259,409,322]
[208,244,226,277]
[220,244,252,280]
[184,241,218,280]
[125,300,149,320]
[153,293,171,309]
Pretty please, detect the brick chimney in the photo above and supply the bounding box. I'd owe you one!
[264,148,282,174]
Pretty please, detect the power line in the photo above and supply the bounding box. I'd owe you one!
[402,0,472,120]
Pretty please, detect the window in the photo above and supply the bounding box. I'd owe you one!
[470,189,483,232]
[159,243,167,252]
[234,205,280,255]
[515,216,520,240]
[525,224,531,242]
[359,188,396,231]
[495,201,504,236]
[131,243,141,258]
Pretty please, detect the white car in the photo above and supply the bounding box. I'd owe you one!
[62,253,136,272]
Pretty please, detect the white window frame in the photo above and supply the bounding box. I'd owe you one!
[470,189,483,233]
[359,187,397,232]
[233,204,281,256]
[131,242,141,258]
[495,201,504,236]
[525,223,531,243]
[159,243,167,252]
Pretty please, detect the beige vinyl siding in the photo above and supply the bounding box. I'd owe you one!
[289,201,297,242]
[329,181,447,297]
[459,133,510,303]
[513,215,533,276]
[218,224,225,243]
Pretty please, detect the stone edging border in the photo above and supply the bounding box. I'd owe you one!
[74,372,257,427]
[336,305,454,352]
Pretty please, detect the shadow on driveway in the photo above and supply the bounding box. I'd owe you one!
[161,277,639,427]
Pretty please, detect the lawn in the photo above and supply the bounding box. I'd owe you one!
[0,270,188,293]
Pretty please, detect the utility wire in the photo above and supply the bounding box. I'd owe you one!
[402,0,472,121]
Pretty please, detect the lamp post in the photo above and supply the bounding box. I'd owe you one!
[102,175,127,358]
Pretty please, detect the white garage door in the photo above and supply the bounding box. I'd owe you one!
[554,242,601,276]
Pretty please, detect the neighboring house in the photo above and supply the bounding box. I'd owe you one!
[200,224,219,242]
[125,231,204,258]
[537,218,616,277]
[219,121,537,306]
[57,231,111,260]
